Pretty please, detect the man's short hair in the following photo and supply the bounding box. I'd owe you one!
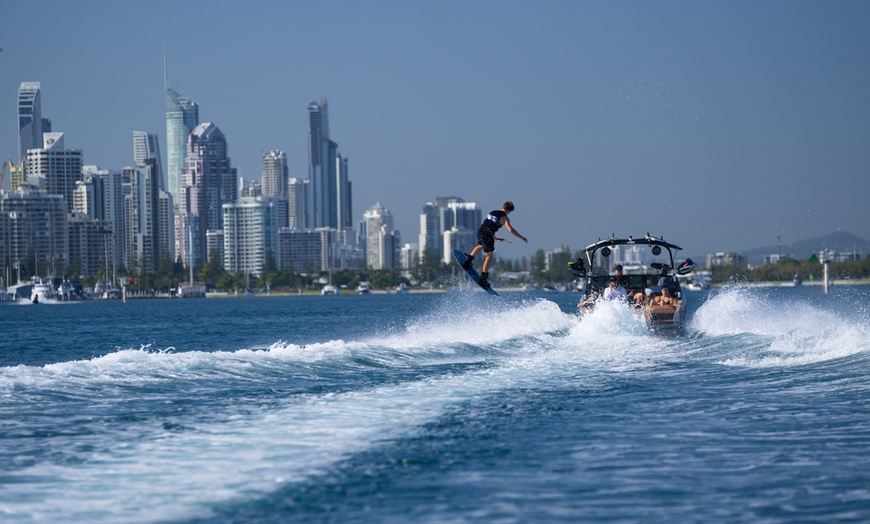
[503,201,515,212]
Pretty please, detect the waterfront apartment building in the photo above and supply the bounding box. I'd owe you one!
[25,132,83,207]
[222,197,281,278]
[277,228,322,273]
[176,123,238,269]
[68,212,110,279]
[363,202,398,270]
[0,187,68,278]
[17,82,43,166]
[165,86,199,204]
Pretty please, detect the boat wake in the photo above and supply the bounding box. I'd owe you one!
[689,286,870,367]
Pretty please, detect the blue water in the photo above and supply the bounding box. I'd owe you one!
[2,284,870,523]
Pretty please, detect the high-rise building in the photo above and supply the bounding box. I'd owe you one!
[307,97,351,230]
[176,123,237,268]
[68,212,109,279]
[261,149,288,198]
[0,187,68,278]
[133,131,164,190]
[336,152,351,229]
[133,131,171,259]
[17,82,43,165]
[288,177,309,229]
[363,202,398,270]
[165,86,199,204]
[446,201,481,231]
[443,226,475,265]
[223,196,281,278]
[83,165,126,278]
[126,158,168,273]
[73,176,105,219]
[418,202,441,262]
[25,132,83,207]
[277,228,322,273]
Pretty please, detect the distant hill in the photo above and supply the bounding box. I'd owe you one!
[743,231,869,265]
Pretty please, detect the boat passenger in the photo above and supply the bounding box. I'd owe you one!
[577,290,598,310]
[613,265,631,289]
[602,277,627,301]
[650,287,677,307]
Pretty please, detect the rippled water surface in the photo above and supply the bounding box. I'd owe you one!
[2,284,869,522]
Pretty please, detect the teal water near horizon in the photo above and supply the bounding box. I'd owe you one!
[2,284,870,522]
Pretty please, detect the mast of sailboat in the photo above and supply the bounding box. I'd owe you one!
[188,221,194,286]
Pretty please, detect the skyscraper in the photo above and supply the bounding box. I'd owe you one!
[133,131,172,259]
[17,82,43,165]
[126,158,164,273]
[176,123,238,268]
[307,97,351,230]
[133,131,164,190]
[261,149,288,198]
[165,86,199,204]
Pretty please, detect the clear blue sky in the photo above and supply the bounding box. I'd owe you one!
[3,0,869,261]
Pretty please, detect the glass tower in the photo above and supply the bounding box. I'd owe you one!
[18,82,43,164]
[165,87,199,204]
[133,131,164,190]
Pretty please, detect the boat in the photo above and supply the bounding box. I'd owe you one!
[57,279,74,300]
[683,272,711,291]
[355,282,371,295]
[395,282,410,294]
[30,277,56,303]
[569,235,696,330]
[321,284,339,295]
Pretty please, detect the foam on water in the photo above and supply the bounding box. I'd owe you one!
[690,286,870,368]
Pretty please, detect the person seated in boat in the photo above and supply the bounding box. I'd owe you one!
[650,286,677,307]
[613,265,631,289]
[602,277,627,301]
[577,290,599,310]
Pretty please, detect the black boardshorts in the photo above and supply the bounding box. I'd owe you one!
[477,228,496,253]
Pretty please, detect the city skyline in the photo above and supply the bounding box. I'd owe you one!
[2,1,869,262]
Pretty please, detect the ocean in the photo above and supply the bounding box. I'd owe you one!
[1,284,869,523]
